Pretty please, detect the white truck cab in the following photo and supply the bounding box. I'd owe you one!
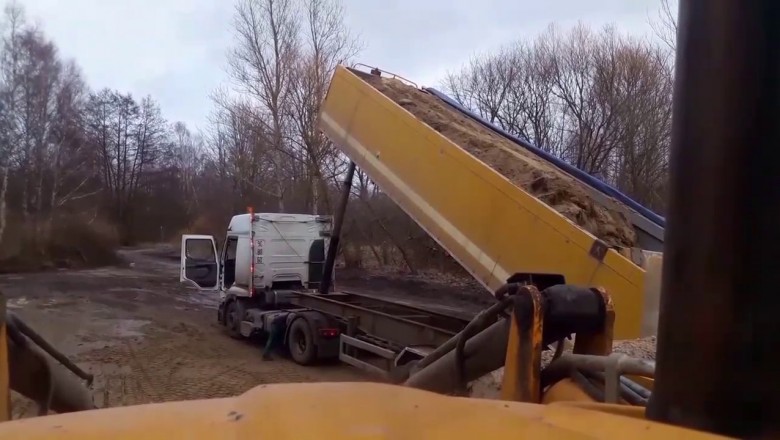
[180,212,338,363]
[180,212,333,299]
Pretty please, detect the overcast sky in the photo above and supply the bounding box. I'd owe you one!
[20,0,669,130]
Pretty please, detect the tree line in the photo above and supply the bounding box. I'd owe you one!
[443,23,674,213]
[0,3,204,267]
[0,0,677,274]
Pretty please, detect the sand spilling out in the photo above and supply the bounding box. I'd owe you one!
[365,76,637,248]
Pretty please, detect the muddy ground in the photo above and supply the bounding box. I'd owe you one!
[0,245,485,418]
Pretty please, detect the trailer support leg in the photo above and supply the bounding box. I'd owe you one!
[320,161,356,294]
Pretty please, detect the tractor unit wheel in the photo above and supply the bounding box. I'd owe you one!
[288,319,317,365]
[224,300,242,339]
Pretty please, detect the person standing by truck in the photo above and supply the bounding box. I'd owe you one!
[263,312,291,360]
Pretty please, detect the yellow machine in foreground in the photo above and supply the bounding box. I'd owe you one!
[0,2,777,439]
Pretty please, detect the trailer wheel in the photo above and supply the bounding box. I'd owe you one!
[288,319,316,365]
[224,300,242,339]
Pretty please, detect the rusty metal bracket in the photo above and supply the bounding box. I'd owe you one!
[588,239,609,262]
[501,286,544,402]
[572,287,615,356]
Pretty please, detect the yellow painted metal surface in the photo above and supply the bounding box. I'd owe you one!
[550,400,648,420]
[0,383,730,439]
[320,66,647,338]
[501,289,543,402]
[543,378,598,404]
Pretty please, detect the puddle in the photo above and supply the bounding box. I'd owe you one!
[7,297,29,309]
[112,319,151,338]
[177,291,220,307]
[8,296,79,309]
[105,287,156,294]
[73,340,120,354]
[69,319,150,355]
[40,298,73,308]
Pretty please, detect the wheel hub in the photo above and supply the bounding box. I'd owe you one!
[296,330,307,353]
[227,304,237,327]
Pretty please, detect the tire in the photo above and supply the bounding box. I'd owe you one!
[224,300,242,339]
[288,319,317,365]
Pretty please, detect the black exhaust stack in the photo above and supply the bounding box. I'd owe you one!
[646,1,780,437]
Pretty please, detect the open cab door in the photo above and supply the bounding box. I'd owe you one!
[180,235,220,290]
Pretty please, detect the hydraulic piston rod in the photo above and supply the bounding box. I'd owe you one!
[404,318,510,394]
[320,161,356,294]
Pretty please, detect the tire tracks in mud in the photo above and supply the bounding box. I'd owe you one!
[76,318,369,410]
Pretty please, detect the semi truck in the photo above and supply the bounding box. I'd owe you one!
[180,212,338,365]
[180,209,472,376]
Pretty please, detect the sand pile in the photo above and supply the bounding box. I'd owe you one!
[365,76,637,248]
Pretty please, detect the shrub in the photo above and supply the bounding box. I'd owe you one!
[0,214,119,273]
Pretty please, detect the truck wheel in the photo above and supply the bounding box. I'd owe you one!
[224,300,242,339]
[288,319,316,365]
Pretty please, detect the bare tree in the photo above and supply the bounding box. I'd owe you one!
[608,43,673,208]
[0,2,24,243]
[171,122,202,221]
[0,3,100,251]
[46,60,93,219]
[206,0,362,218]
[443,23,673,212]
[288,0,361,214]
[208,87,281,212]
[83,90,167,243]
[0,3,216,262]
[229,0,300,211]
[650,0,678,53]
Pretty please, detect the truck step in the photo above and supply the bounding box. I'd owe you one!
[338,334,395,378]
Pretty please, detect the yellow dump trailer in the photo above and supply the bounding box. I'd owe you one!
[320,66,661,339]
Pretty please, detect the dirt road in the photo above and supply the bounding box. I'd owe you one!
[0,246,375,417]
[0,245,489,418]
